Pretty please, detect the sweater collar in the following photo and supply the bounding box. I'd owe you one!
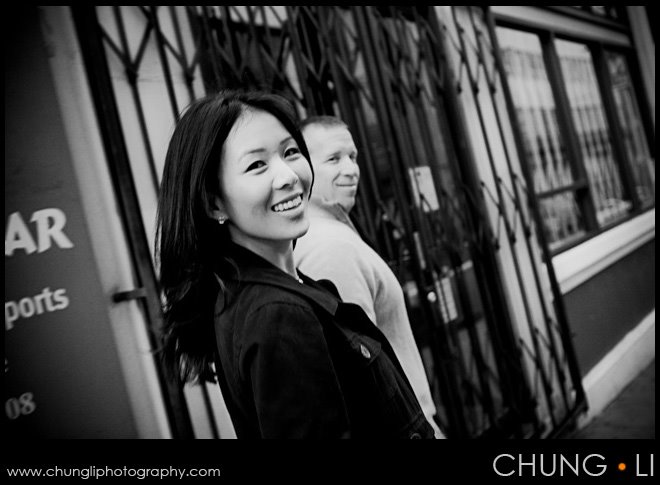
[308,202,359,234]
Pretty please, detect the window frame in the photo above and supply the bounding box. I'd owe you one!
[492,7,654,255]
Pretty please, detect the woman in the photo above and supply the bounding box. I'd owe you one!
[156,90,435,439]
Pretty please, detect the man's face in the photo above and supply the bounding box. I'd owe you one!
[302,124,360,213]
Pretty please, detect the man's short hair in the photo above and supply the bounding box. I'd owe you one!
[299,115,348,132]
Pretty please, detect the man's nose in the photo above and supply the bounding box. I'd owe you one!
[339,156,359,177]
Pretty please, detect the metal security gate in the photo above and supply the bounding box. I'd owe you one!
[72,5,585,439]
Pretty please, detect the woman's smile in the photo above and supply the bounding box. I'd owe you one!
[272,193,304,213]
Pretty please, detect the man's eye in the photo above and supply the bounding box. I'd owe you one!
[246,160,266,171]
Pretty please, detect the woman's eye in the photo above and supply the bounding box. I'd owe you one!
[284,146,301,158]
[246,160,266,172]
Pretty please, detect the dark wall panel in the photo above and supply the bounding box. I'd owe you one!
[564,239,655,376]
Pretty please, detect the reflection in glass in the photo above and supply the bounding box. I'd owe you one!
[539,193,587,251]
[556,39,632,226]
[496,28,586,248]
[606,51,655,208]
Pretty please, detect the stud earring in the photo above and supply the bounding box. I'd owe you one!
[217,215,228,225]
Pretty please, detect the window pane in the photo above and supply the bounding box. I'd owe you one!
[540,192,587,251]
[606,51,655,208]
[496,28,586,247]
[556,39,632,226]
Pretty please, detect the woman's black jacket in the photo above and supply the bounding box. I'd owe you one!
[212,243,435,439]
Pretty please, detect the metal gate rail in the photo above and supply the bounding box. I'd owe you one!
[73,5,586,439]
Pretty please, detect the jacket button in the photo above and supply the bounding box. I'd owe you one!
[359,343,371,359]
[409,432,422,439]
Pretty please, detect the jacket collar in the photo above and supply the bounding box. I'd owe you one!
[219,242,339,316]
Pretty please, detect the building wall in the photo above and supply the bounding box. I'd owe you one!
[14,5,652,438]
[490,6,655,423]
[5,6,140,438]
[37,6,173,438]
[565,240,655,375]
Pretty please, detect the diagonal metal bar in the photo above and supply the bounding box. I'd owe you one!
[452,7,557,421]
[484,7,586,418]
[71,5,194,439]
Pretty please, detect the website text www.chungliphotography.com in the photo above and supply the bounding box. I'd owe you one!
[5,465,221,480]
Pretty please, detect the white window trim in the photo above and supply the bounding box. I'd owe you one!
[491,6,631,47]
[552,209,655,294]
[578,309,654,427]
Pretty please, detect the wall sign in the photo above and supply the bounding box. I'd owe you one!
[4,8,137,438]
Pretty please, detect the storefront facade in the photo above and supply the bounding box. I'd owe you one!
[5,6,653,439]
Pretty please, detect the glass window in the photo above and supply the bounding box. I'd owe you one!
[496,26,653,252]
[605,51,655,208]
[497,28,587,249]
[555,39,632,227]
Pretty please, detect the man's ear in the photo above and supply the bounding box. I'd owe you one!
[207,193,229,223]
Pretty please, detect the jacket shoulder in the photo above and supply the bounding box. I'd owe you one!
[217,282,318,335]
[238,282,314,312]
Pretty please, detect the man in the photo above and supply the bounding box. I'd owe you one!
[295,115,444,438]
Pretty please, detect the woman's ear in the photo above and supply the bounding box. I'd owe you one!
[207,194,229,224]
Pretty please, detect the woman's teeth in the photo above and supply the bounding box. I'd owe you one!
[272,195,302,212]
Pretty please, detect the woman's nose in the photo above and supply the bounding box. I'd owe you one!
[273,158,299,188]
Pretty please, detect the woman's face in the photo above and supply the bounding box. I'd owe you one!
[216,109,312,254]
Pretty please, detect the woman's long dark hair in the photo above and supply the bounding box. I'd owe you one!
[155,90,312,383]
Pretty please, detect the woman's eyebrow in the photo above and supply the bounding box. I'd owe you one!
[239,147,266,157]
[279,136,294,147]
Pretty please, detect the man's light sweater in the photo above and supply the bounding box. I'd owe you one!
[295,206,444,438]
